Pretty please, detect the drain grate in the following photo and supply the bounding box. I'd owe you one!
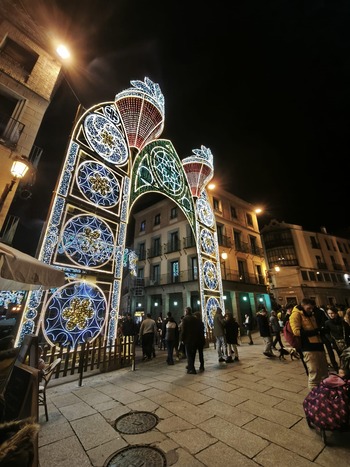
[104,445,167,467]
[114,411,159,434]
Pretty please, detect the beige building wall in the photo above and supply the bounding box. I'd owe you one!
[0,8,62,231]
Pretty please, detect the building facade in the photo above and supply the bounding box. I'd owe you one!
[261,220,350,309]
[0,0,63,233]
[123,187,270,326]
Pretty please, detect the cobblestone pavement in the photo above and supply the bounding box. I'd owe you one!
[38,333,350,467]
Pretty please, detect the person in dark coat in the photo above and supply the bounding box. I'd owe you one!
[224,311,239,362]
[164,315,179,365]
[181,306,202,374]
[256,308,274,357]
[122,313,137,337]
[324,307,350,364]
[194,311,206,372]
[314,304,339,372]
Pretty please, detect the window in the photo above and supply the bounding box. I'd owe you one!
[191,256,198,281]
[0,92,25,147]
[140,220,146,232]
[301,270,308,281]
[170,232,179,251]
[238,260,247,282]
[337,242,343,253]
[217,224,223,245]
[246,213,253,227]
[344,244,349,254]
[170,207,177,219]
[1,37,38,77]
[316,272,324,282]
[152,265,160,284]
[309,271,316,281]
[138,242,145,260]
[230,206,237,219]
[310,236,319,249]
[325,239,331,251]
[233,230,242,251]
[154,213,160,226]
[153,237,161,256]
[213,197,221,211]
[171,260,179,283]
[249,235,257,255]
[137,268,144,279]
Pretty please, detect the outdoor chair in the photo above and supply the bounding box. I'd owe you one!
[38,358,61,421]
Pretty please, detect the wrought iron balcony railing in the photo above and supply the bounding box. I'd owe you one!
[0,112,25,148]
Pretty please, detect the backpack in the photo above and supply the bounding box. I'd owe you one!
[303,375,350,431]
[283,320,301,350]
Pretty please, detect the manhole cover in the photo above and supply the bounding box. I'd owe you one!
[115,411,159,434]
[104,445,167,467]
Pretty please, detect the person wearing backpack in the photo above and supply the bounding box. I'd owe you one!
[289,298,328,390]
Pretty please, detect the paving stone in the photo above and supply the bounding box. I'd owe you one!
[39,435,92,467]
[200,399,255,427]
[87,437,128,467]
[71,387,113,406]
[258,378,306,393]
[123,431,167,444]
[268,387,306,404]
[196,440,259,467]
[172,447,206,466]
[198,378,240,392]
[198,416,268,458]
[71,413,120,450]
[157,415,194,433]
[315,442,350,467]
[230,378,272,393]
[116,380,151,392]
[126,398,159,412]
[100,404,130,423]
[59,401,97,421]
[38,420,75,447]
[273,399,306,417]
[155,406,174,419]
[141,387,181,404]
[244,417,324,460]
[237,399,301,428]
[49,392,82,408]
[233,387,283,407]
[165,400,212,425]
[200,386,247,406]
[168,428,216,454]
[254,442,317,466]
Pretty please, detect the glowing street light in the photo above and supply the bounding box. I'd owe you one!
[56,44,71,60]
[0,156,30,212]
[221,251,228,279]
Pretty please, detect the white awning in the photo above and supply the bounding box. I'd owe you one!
[0,242,65,291]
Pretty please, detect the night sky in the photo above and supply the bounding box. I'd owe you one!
[12,1,350,253]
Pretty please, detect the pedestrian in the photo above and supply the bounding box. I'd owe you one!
[165,314,179,365]
[213,307,227,362]
[270,310,284,350]
[122,313,137,338]
[194,311,206,372]
[224,311,239,362]
[139,313,157,361]
[181,306,201,374]
[243,313,254,345]
[256,308,274,357]
[289,298,329,390]
[324,307,350,363]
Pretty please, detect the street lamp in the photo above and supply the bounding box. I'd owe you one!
[0,156,30,212]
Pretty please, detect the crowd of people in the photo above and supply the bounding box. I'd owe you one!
[117,301,350,389]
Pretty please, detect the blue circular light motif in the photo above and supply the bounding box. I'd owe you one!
[62,215,115,268]
[206,296,221,327]
[200,228,215,255]
[76,161,120,208]
[203,260,218,290]
[84,114,128,165]
[43,281,106,348]
[196,198,214,227]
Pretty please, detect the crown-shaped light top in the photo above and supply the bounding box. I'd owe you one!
[114,77,165,151]
[182,145,214,198]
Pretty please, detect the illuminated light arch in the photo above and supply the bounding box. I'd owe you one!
[16,78,224,348]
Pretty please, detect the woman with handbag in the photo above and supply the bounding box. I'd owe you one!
[324,307,350,361]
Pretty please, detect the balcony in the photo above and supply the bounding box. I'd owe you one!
[316,262,327,270]
[147,246,163,259]
[183,236,196,249]
[0,113,25,149]
[164,241,180,254]
[221,268,267,285]
[218,235,232,248]
[332,263,345,271]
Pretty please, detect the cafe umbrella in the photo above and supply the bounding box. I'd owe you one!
[0,242,65,291]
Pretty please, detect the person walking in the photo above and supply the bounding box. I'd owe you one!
[122,313,137,338]
[213,307,227,362]
[243,313,254,345]
[256,308,274,357]
[224,311,239,362]
[270,310,284,350]
[181,306,201,374]
[324,307,350,364]
[289,298,328,390]
[139,313,157,361]
[164,314,179,365]
[194,311,206,372]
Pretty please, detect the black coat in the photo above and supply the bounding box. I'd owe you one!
[256,312,271,337]
[181,314,203,346]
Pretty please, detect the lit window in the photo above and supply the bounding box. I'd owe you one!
[140,220,146,232]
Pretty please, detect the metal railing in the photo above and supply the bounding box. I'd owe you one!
[0,112,25,148]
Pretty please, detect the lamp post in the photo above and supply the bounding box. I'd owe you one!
[0,156,30,213]
[221,251,228,280]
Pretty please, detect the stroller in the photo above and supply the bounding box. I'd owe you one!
[303,348,350,445]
